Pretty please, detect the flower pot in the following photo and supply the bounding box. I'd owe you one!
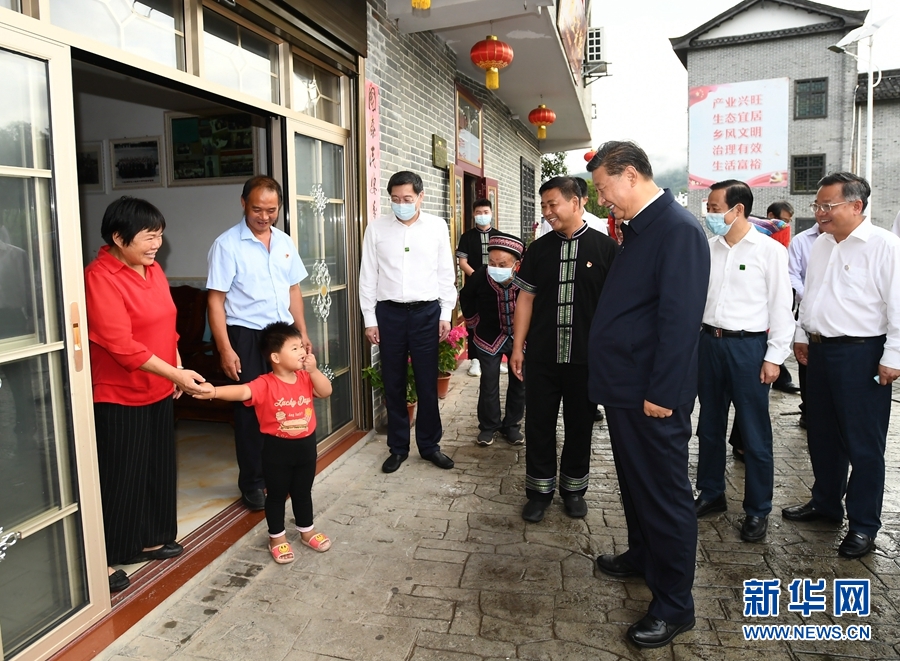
[437,373,451,399]
[407,401,416,427]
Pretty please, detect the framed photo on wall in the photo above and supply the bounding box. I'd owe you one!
[165,111,257,186]
[455,86,482,169]
[109,137,163,189]
[76,141,105,193]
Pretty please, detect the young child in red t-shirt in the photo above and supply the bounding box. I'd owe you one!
[195,322,333,564]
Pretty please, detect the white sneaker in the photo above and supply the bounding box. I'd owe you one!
[499,362,508,374]
[467,358,481,377]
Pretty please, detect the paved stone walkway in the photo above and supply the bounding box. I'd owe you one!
[103,357,900,660]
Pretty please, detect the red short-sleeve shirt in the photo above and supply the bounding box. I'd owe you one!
[245,371,317,439]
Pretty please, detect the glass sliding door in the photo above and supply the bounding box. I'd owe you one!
[0,21,108,661]
[286,124,354,445]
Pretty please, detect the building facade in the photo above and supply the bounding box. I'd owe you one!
[0,1,592,659]
[672,0,899,232]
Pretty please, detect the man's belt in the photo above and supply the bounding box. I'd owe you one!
[808,332,874,344]
[381,300,435,309]
[701,324,766,339]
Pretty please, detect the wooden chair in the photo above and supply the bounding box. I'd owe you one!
[170,285,234,425]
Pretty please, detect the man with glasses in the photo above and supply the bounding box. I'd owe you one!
[359,170,458,473]
[783,172,900,559]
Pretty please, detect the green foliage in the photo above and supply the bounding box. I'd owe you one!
[580,176,610,218]
[362,360,418,403]
[541,152,568,182]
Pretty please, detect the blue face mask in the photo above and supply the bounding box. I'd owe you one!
[704,206,736,236]
[487,266,514,283]
[474,214,492,227]
[391,201,417,221]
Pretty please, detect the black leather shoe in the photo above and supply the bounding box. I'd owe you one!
[125,541,184,564]
[108,569,130,592]
[741,515,768,542]
[781,501,841,524]
[773,381,801,394]
[595,553,642,578]
[838,530,875,558]
[522,499,550,523]
[381,453,409,473]
[695,493,727,518]
[242,489,265,510]
[562,494,588,518]
[594,406,605,422]
[423,450,454,469]
[732,447,745,463]
[627,614,695,648]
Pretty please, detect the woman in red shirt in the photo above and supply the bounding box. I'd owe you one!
[84,197,205,593]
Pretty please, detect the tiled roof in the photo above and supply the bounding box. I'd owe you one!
[856,69,900,103]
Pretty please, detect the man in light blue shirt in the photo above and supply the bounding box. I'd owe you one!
[207,176,309,510]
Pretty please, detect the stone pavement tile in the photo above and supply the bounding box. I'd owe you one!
[225,577,314,617]
[675,643,795,660]
[289,549,372,580]
[182,609,307,660]
[414,546,469,563]
[609,606,650,624]
[361,611,450,633]
[449,493,522,515]
[479,614,553,643]
[292,618,417,661]
[494,541,572,561]
[460,552,561,593]
[524,530,593,555]
[516,639,620,661]
[408,649,480,661]
[393,513,450,534]
[365,555,465,587]
[384,592,456,621]
[139,617,203,646]
[413,631,516,658]
[554,620,677,659]
[466,527,524,546]
[554,588,627,624]
[480,591,554,625]
[110,634,182,660]
[418,537,495,555]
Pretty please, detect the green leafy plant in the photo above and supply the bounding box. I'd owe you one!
[362,359,417,403]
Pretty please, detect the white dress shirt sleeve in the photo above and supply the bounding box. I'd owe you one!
[787,237,805,300]
[765,244,795,364]
[358,223,380,328]
[876,240,900,369]
[436,220,458,322]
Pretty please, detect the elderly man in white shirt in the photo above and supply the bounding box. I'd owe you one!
[783,172,900,559]
[693,180,794,544]
[359,171,458,473]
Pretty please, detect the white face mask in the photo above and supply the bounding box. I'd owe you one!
[487,266,514,283]
[391,201,417,221]
[474,213,492,227]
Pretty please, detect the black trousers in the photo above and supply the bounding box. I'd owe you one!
[606,404,696,624]
[227,325,270,493]
[375,301,442,456]
[94,397,177,565]
[477,338,524,434]
[807,337,891,537]
[524,362,594,500]
[262,433,317,535]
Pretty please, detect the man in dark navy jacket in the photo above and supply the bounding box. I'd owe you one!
[587,141,710,649]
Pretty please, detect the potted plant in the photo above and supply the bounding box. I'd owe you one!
[437,325,466,398]
[362,358,418,426]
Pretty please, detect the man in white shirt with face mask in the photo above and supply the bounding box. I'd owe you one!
[359,171,458,474]
[693,179,794,545]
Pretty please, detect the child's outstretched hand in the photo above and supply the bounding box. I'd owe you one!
[302,352,318,373]
[193,382,216,400]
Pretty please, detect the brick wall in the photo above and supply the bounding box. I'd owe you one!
[365,0,542,419]
[686,31,860,228]
[859,99,900,228]
[366,0,541,237]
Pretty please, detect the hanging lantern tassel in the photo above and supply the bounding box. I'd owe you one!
[528,104,556,140]
[470,35,514,91]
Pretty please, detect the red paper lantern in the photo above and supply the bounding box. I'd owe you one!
[470,35,514,91]
[584,150,596,162]
[411,0,430,10]
[528,104,556,140]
